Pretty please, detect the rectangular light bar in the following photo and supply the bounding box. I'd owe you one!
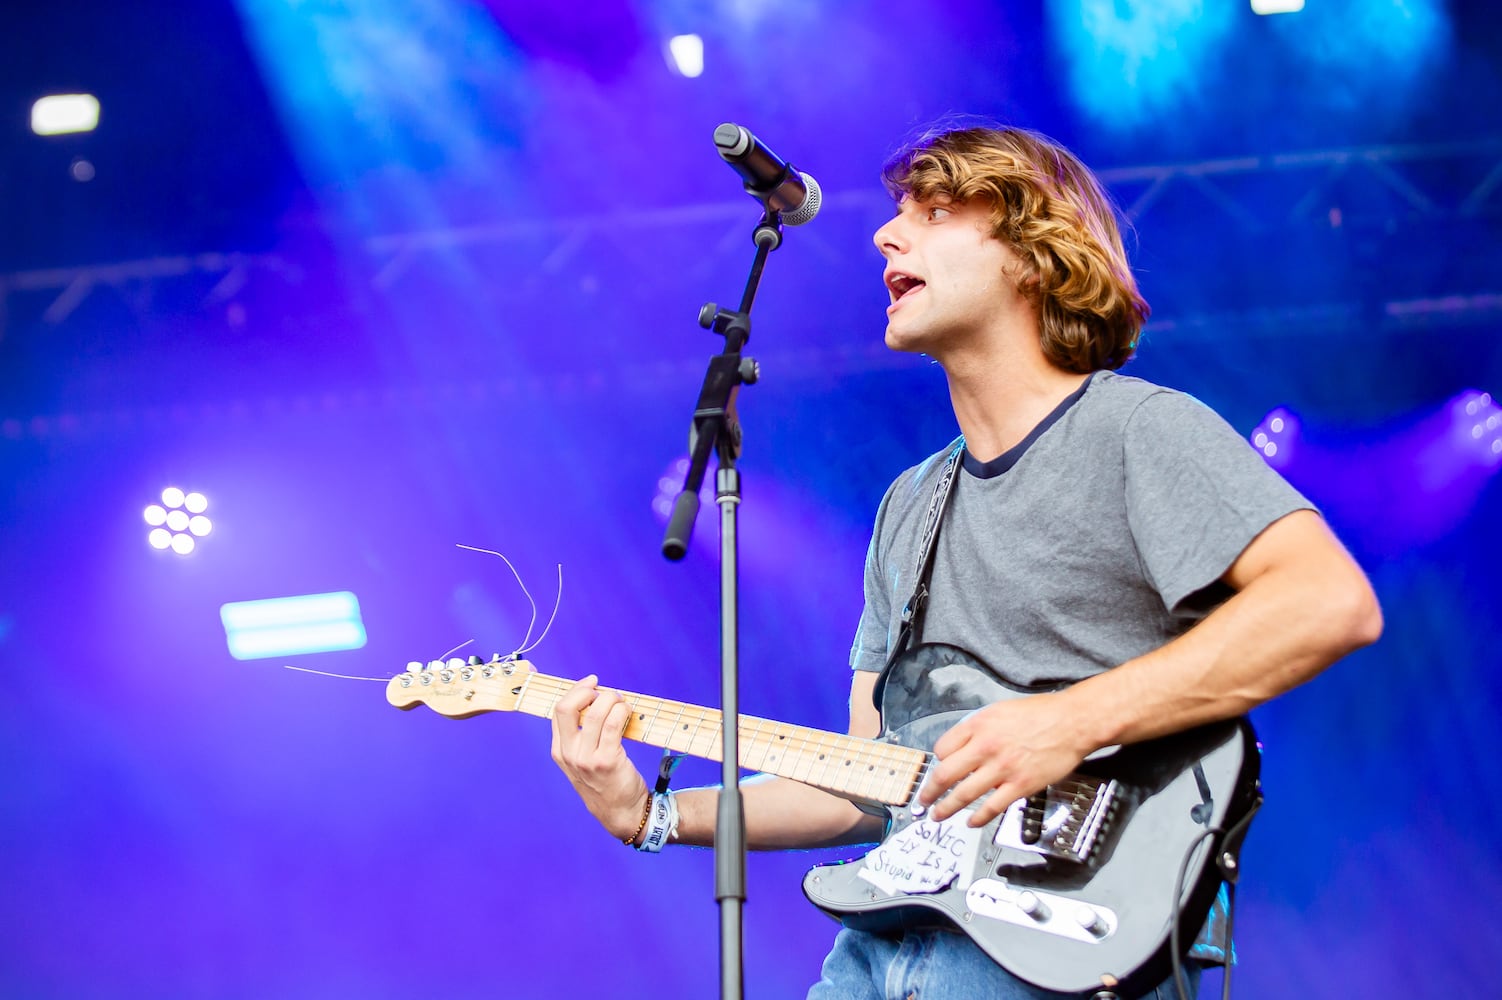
[220,591,368,660]
[31,94,101,136]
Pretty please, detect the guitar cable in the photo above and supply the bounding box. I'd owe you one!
[1168,798,1260,1000]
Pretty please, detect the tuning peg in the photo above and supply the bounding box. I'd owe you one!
[468,655,483,665]
[405,661,422,674]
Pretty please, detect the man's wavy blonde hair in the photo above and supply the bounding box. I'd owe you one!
[882,125,1149,373]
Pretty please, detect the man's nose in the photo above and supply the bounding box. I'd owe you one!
[873,217,905,256]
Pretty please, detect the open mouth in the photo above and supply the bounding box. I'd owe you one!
[885,270,926,304]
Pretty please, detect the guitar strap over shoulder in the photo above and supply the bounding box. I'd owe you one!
[888,437,965,667]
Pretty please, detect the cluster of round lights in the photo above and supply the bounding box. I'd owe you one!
[1252,418,1285,457]
[1250,407,1299,471]
[1460,391,1502,464]
[145,487,212,555]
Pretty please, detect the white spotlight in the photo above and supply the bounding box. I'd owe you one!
[1250,0,1304,13]
[147,486,210,555]
[667,35,705,78]
[31,94,101,136]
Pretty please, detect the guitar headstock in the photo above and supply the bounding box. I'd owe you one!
[385,655,537,719]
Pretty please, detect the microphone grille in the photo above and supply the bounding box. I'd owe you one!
[784,172,822,227]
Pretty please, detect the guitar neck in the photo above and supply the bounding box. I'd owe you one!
[516,673,924,807]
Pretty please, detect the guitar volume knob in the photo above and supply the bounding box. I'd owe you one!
[1015,890,1049,921]
[1075,905,1107,937]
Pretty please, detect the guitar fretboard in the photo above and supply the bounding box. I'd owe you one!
[516,673,926,806]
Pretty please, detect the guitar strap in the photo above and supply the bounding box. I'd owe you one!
[889,436,966,665]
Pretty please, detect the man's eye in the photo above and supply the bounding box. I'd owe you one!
[928,206,950,221]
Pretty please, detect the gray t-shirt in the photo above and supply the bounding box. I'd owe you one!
[848,371,1311,964]
[851,370,1313,685]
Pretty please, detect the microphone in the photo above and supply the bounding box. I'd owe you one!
[713,123,822,226]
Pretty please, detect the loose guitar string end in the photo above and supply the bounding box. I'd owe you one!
[280,663,391,682]
[455,544,564,658]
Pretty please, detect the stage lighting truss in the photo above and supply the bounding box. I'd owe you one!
[1,139,1498,435]
[145,487,212,555]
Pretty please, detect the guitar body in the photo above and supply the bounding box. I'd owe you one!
[802,644,1261,995]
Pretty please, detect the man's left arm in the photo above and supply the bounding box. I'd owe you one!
[921,508,1383,824]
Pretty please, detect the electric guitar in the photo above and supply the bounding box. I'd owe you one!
[387,643,1260,995]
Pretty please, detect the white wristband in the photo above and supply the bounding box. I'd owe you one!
[637,791,679,853]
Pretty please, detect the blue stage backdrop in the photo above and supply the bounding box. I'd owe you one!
[1,2,1499,997]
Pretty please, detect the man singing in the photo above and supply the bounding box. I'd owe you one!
[549,124,1381,998]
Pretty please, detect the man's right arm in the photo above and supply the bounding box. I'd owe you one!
[551,669,886,850]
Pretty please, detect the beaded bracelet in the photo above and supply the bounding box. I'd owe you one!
[623,791,654,847]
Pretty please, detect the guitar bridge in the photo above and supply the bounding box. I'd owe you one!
[995,778,1121,864]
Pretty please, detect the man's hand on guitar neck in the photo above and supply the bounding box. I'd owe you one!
[551,675,652,843]
[549,672,886,851]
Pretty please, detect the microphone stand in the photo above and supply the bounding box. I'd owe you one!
[661,206,783,1000]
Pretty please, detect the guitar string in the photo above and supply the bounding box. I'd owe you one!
[455,543,540,653]
[516,564,564,656]
[281,664,391,682]
[384,663,1098,828]
[433,637,476,662]
[465,668,1105,802]
[485,671,1102,807]
[521,673,927,802]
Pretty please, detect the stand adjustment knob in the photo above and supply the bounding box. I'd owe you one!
[698,302,719,329]
[739,358,761,384]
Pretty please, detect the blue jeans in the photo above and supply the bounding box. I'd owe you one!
[808,927,1202,1000]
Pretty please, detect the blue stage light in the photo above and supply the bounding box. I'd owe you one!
[1048,0,1236,130]
[1264,0,1451,113]
[235,0,529,233]
[1251,0,1304,13]
[220,592,368,660]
